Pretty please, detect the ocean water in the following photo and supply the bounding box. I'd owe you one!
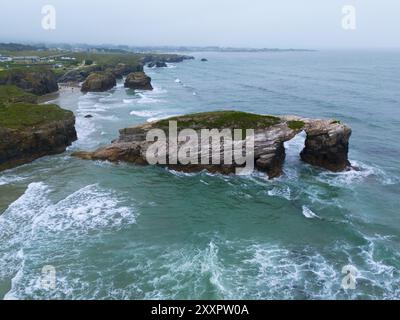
[1,50,400,300]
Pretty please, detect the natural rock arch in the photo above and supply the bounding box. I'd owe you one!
[72,112,352,179]
[256,116,352,178]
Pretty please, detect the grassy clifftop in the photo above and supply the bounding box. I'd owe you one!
[0,85,72,130]
[0,103,74,130]
[71,52,141,68]
[0,85,37,105]
[157,111,282,130]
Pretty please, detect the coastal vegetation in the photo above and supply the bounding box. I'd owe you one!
[0,103,73,130]
[0,85,37,105]
[287,120,305,130]
[157,111,281,130]
[0,43,198,171]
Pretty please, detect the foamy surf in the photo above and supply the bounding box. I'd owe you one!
[130,110,162,118]
[0,182,137,300]
[317,160,397,187]
[137,94,163,104]
[147,114,181,123]
[267,186,291,200]
[0,174,25,186]
[302,206,319,219]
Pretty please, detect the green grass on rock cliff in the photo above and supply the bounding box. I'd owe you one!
[157,111,282,130]
[287,120,305,130]
[0,103,74,129]
[0,85,37,104]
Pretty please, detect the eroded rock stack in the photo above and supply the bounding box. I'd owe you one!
[124,72,153,90]
[81,72,117,93]
[300,119,351,172]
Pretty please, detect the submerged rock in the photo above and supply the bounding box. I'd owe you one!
[201,58,208,62]
[72,111,351,178]
[0,103,77,171]
[124,72,153,90]
[81,72,116,93]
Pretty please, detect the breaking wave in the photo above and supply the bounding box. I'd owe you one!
[0,182,137,300]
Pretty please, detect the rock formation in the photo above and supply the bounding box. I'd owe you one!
[201,58,208,62]
[0,103,77,171]
[58,63,143,83]
[72,111,352,178]
[110,63,143,79]
[0,68,59,95]
[58,65,103,83]
[81,72,117,92]
[140,54,194,65]
[147,61,168,68]
[298,118,351,171]
[124,72,153,90]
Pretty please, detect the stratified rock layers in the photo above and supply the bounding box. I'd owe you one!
[72,111,352,178]
[300,119,352,171]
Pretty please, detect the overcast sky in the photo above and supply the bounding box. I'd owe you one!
[1,0,399,49]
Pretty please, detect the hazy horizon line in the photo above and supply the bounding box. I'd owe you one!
[2,39,400,52]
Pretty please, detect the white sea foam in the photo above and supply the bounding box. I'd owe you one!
[302,206,319,219]
[74,117,97,147]
[130,110,162,118]
[149,86,168,95]
[140,240,345,300]
[137,93,163,104]
[0,182,136,240]
[99,96,119,103]
[166,63,176,69]
[317,160,397,187]
[0,174,25,186]
[0,182,137,300]
[267,186,291,200]
[147,114,181,123]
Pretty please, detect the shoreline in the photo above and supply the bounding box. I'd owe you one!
[38,84,80,104]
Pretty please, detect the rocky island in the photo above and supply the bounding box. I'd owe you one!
[72,111,352,178]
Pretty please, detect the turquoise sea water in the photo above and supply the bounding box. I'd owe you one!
[0,51,400,299]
